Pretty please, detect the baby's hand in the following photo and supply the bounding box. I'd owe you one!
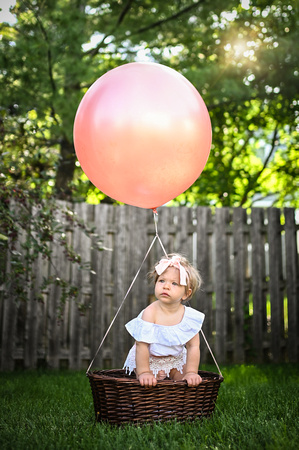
[183,372,202,387]
[138,372,157,387]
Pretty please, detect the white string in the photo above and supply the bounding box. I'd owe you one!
[86,232,157,374]
[200,329,223,378]
[153,211,168,257]
[87,209,223,379]
[87,210,162,374]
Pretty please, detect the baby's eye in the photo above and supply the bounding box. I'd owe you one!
[172,282,178,286]
[159,279,165,283]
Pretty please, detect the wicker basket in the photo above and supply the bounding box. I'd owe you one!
[87,369,223,425]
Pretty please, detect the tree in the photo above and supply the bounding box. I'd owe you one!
[0,0,298,207]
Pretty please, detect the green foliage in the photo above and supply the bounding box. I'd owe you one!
[0,364,298,449]
[0,0,298,206]
[0,179,102,313]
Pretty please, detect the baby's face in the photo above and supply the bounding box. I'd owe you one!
[155,267,189,303]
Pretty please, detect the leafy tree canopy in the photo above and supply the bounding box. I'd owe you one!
[1,0,298,208]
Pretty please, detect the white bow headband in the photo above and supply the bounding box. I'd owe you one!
[155,256,188,286]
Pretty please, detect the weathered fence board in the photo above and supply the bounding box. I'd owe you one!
[214,208,230,364]
[1,251,18,371]
[251,208,267,363]
[196,207,213,363]
[268,208,285,362]
[0,205,298,370]
[233,208,247,364]
[284,208,299,362]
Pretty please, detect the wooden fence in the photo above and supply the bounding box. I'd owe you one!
[0,204,298,371]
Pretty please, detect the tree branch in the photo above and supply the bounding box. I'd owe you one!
[240,123,279,206]
[85,0,135,57]
[132,0,206,36]
[116,0,134,26]
[24,1,56,94]
[260,123,279,173]
[85,0,206,58]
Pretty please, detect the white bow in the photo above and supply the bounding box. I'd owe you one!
[155,256,187,286]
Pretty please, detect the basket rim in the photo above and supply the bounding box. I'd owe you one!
[87,368,224,384]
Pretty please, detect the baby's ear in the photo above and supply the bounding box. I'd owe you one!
[183,288,192,300]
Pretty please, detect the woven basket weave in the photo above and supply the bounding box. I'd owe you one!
[87,369,223,425]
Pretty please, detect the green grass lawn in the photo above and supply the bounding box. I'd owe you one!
[0,364,298,450]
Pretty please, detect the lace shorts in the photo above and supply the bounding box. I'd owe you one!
[123,344,187,378]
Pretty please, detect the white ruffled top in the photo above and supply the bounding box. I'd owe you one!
[125,306,205,357]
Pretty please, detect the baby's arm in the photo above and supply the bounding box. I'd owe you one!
[183,333,202,386]
[135,341,157,387]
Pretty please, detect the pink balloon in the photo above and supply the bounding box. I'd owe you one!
[73,62,212,209]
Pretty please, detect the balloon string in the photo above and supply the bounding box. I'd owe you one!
[87,209,223,378]
[86,210,166,374]
[200,330,223,378]
[153,209,222,377]
[153,209,168,257]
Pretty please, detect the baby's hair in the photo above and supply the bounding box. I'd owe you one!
[148,253,202,299]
